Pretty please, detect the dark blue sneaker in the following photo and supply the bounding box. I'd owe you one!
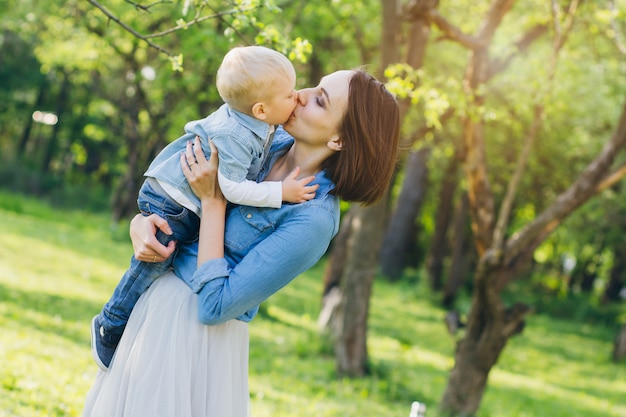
[90,315,121,371]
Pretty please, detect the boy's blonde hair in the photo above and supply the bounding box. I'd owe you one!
[216,46,295,114]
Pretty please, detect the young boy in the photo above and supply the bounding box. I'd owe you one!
[91,46,315,370]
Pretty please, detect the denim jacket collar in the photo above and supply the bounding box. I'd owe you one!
[226,105,274,141]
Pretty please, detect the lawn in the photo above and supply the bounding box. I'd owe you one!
[1,191,625,417]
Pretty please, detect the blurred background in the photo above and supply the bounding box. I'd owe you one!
[1,0,626,416]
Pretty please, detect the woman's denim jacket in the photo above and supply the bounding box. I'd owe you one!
[173,128,341,324]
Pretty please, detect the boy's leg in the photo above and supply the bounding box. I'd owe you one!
[92,238,174,370]
[91,180,199,370]
[100,252,173,329]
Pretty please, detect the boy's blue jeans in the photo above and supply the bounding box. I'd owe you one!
[99,179,200,335]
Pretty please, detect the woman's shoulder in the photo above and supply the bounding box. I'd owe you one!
[282,192,340,237]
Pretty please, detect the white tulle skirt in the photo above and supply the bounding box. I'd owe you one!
[83,272,250,417]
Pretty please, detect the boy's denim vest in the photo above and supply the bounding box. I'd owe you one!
[144,104,274,211]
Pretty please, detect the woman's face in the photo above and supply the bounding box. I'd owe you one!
[282,70,353,148]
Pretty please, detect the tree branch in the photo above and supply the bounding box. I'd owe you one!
[486,24,548,80]
[609,0,626,55]
[476,0,516,43]
[400,107,455,149]
[408,0,519,53]
[124,0,171,12]
[553,0,580,52]
[596,162,626,193]
[492,0,579,251]
[428,10,483,49]
[144,7,254,39]
[87,0,174,56]
[403,0,482,49]
[87,0,258,57]
[504,91,626,265]
[491,104,543,250]
[203,3,255,46]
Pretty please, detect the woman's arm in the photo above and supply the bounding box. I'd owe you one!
[180,136,226,266]
[174,204,338,325]
[129,136,226,264]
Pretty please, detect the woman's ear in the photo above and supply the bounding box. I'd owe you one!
[251,102,267,121]
[327,136,343,151]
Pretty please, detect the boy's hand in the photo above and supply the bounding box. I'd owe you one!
[282,167,319,203]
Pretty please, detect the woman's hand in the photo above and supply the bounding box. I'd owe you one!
[182,135,226,266]
[129,213,176,262]
[181,136,226,209]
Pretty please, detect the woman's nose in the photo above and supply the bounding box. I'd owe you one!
[296,88,309,105]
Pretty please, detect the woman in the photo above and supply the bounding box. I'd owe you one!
[83,69,399,416]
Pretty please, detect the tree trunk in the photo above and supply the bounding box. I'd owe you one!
[427,151,460,291]
[443,64,626,417]
[380,147,429,280]
[580,269,597,294]
[440,41,501,415]
[442,193,472,308]
[438,1,526,413]
[324,0,435,377]
[318,211,354,331]
[111,101,142,221]
[322,210,354,296]
[441,261,529,415]
[603,245,626,303]
[381,0,400,68]
[434,1,626,414]
[18,77,47,157]
[41,70,71,173]
[613,324,626,362]
[333,201,389,376]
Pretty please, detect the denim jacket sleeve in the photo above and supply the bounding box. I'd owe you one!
[175,203,338,325]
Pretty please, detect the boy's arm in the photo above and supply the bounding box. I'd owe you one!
[280,167,319,204]
[219,167,319,207]
[218,172,282,208]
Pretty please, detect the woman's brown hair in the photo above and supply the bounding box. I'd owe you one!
[322,69,400,205]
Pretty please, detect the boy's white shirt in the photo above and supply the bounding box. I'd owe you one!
[157,180,202,216]
[218,171,282,209]
[156,173,282,217]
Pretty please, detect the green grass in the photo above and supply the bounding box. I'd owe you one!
[1,191,625,416]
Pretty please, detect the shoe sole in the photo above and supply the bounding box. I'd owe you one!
[91,315,109,371]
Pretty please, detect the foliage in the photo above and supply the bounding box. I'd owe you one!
[397,1,626,303]
[0,192,625,416]
[3,0,626,412]
[0,0,377,220]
